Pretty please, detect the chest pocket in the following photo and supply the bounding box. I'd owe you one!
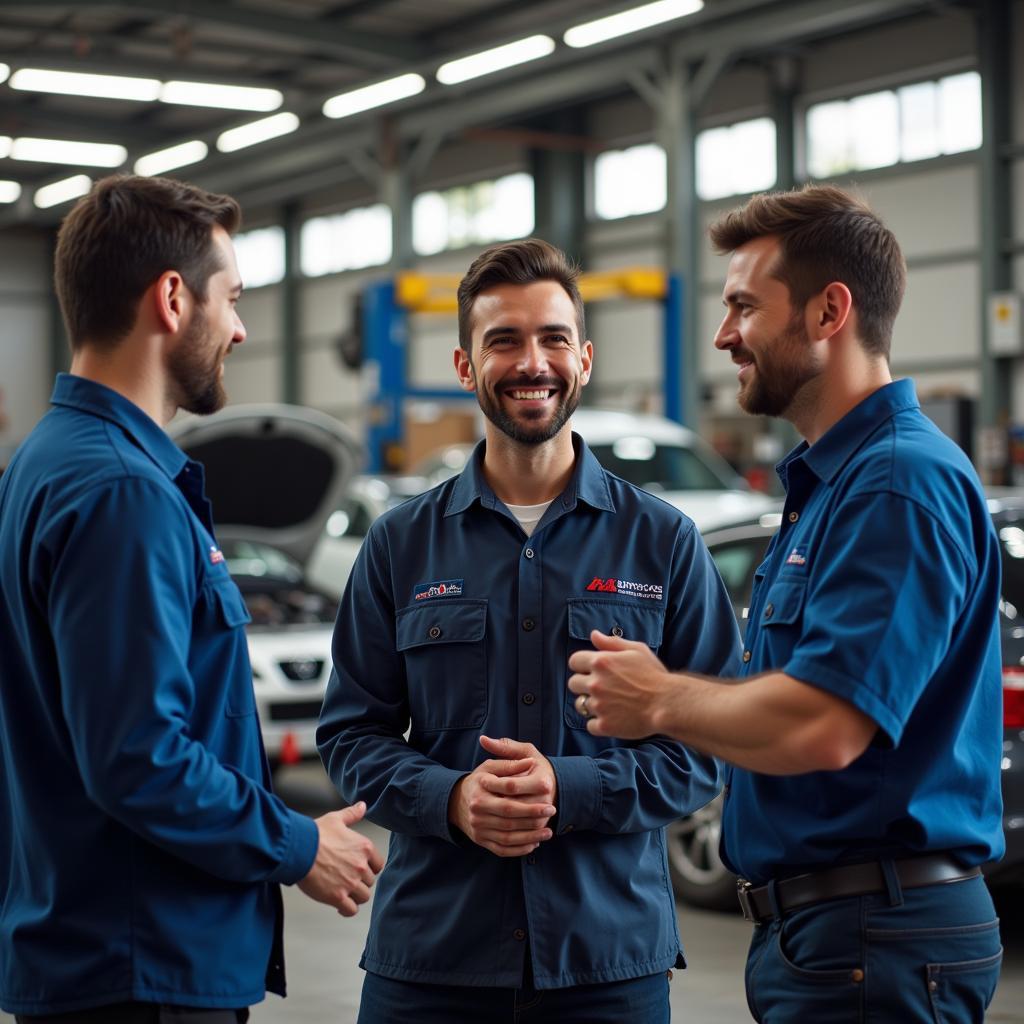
[396,599,488,731]
[206,576,255,717]
[564,599,665,730]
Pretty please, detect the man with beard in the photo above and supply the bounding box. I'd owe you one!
[567,185,1004,1021]
[317,238,740,1023]
[0,175,383,1024]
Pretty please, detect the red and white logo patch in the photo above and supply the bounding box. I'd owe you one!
[209,545,225,565]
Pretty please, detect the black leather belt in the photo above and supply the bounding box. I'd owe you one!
[736,854,981,924]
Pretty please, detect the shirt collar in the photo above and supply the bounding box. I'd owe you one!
[777,378,919,487]
[50,372,189,481]
[444,432,616,517]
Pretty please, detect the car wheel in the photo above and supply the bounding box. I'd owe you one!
[666,793,738,912]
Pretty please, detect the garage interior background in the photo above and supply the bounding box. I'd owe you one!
[0,0,1020,480]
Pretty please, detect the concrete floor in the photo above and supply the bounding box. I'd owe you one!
[3,765,1023,1022]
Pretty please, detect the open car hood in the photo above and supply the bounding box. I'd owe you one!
[169,403,362,565]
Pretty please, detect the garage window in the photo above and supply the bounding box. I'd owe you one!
[300,204,392,277]
[412,172,534,256]
[233,226,285,289]
[593,143,666,219]
[806,71,981,179]
[696,117,776,200]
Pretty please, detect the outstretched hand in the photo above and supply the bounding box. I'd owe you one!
[567,629,669,738]
[297,802,385,916]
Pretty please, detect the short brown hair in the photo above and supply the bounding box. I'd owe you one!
[708,184,906,359]
[54,174,241,351]
[456,238,585,353]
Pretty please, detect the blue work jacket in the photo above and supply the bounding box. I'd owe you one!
[318,437,741,989]
[723,379,1005,883]
[0,375,319,1015]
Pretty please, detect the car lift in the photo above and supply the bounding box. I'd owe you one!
[359,268,685,472]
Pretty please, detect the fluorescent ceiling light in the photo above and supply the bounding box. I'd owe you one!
[12,137,127,167]
[160,80,282,111]
[436,35,555,85]
[10,68,160,101]
[564,0,704,48]
[34,174,92,209]
[323,73,425,119]
[216,112,300,153]
[0,136,11,159]
[134,140,208,176]
[0,180,22,204]
[0,64,9,86]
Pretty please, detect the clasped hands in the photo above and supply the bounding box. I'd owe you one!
[448,735,558,857]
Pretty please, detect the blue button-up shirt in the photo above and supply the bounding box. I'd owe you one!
[0,375,319,1015]
[318,437,740,989]
[722,380,1005,883]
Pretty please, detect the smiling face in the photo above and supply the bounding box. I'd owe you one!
[166,226,246,416]
[455,279,592,446]
[714,235,822,419]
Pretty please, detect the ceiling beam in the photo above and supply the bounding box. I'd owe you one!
[0,0,421,67]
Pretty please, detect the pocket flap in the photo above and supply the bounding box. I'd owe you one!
[762,579,806,625]
[567,599,664,648]
[208,578,252,628]
[396,599,487,651]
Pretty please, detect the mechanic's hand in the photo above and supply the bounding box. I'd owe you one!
[297,802,384,916]
[567,630,668,738]
[448,741,556,858]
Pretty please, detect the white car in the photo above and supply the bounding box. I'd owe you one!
[412,408,776,530]
[170,405,361,768]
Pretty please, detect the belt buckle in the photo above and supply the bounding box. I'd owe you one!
[736,878,759,923]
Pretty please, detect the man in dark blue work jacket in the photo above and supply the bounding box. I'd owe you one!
[0,175,383,1024]
[569,185,1005,1021]
[317,238,742,1023]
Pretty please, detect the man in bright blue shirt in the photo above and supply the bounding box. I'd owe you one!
[0,175,382,1022]
[568,186,1004,1021]
[317,239,741,1023]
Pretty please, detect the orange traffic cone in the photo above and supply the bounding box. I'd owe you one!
[280,731,301,766]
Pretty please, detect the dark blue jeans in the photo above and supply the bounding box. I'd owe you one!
[744,872,1001,1022]
[357,970,671,1024]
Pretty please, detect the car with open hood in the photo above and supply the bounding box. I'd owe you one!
[170,404,361,768]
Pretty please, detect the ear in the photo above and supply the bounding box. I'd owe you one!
[453,345,476,392]
[807,281,853,341]
[152,269,189,335]
[579,339,593,386]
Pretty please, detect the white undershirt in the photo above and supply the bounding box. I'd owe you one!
[504,499,554,537]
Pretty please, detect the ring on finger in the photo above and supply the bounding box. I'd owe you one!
[577,693,590,718]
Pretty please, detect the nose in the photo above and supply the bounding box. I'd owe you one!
[517,338,549,376]
[713,311,737,351]
[232,310,247,345]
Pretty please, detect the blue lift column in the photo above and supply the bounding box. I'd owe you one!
[664,271,684,425]
[363,279,408,473]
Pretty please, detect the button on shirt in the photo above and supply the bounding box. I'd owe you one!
[722,380,1005,883]
[0,375,318,1016]
[318,437,741,989]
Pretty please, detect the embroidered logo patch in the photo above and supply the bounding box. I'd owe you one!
[785,546,807,567]
[209,545,225,565]
[414,579,464,601]
[585,576,663,600]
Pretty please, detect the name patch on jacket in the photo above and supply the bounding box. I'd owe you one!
[585,576,663,600]
[785,546,807,567]
[414,579,464,601]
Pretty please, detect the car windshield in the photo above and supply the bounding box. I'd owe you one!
[587,439,732,491]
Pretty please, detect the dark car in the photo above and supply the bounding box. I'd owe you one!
[666,497,1024,910]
